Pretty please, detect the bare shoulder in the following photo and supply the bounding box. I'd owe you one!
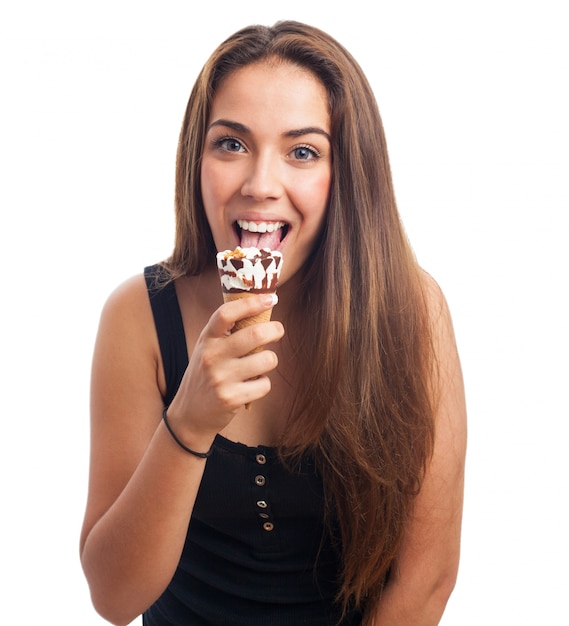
[419,269,451,324]
[93,271,164,402]
[418,270,461,366]
[420,267,467,455]
[99,273,153,328]
[417,268,467,456]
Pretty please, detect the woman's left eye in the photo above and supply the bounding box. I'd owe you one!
[291,145,320,161]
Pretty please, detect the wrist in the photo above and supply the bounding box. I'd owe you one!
[162,407,214,459]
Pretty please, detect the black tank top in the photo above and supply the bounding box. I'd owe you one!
[142,265,362,626]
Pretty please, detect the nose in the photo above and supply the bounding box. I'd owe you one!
[240,153,283,201]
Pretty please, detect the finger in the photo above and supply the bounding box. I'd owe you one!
[235,347,280,379]
[226,321,284,358]
[238,373,273,406]
[212,348,278,395]
[208,293,279,338]
[213,376,273,412]
[208,358,276,411]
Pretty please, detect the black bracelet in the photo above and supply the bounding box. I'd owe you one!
[162,407,213,459]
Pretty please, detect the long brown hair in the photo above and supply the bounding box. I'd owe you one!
[168,21,437,616]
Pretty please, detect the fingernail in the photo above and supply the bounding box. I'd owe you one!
[263,293,278,306]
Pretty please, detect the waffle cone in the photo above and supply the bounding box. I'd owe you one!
[223,292,274,353]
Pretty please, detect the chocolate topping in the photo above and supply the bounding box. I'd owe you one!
[216,246,283,293]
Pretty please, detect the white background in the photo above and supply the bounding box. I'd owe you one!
[1,1,567,624]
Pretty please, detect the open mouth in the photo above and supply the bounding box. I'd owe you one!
[235,219,289,250]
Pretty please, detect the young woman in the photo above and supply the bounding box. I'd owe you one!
[80,21,467,626]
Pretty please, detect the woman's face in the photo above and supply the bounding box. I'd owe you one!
[201,61,332,285]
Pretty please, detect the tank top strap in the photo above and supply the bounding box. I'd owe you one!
[144,264,189,406]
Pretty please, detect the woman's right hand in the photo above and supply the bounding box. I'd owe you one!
[165,293,284,444]
[81,280,284,624]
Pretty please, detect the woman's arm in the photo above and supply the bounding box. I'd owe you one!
[367,276,467,625]
[79,275,283,625]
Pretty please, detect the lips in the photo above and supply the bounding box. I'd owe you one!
[236,219,289,250]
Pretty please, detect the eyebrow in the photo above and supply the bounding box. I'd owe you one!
[208,119,331,142]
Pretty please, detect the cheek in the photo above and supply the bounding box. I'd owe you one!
[200,160,219,213]
[201,160,243,216]
[294,171,331,222]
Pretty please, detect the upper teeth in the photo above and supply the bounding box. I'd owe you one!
[237,220,285,233]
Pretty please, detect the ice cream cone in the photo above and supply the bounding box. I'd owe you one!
[217,246,283,409]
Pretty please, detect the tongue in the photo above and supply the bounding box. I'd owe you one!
[240,228,282,250]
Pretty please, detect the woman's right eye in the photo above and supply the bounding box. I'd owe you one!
[215,137,245,153]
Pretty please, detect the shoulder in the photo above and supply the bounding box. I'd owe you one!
[418,268,466,426]
[418,269,449,320]
[417,269,458,355]
[97,272,156,336]
[95,272,159,366]
[92,270,167,411]
[102,272,151,313]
